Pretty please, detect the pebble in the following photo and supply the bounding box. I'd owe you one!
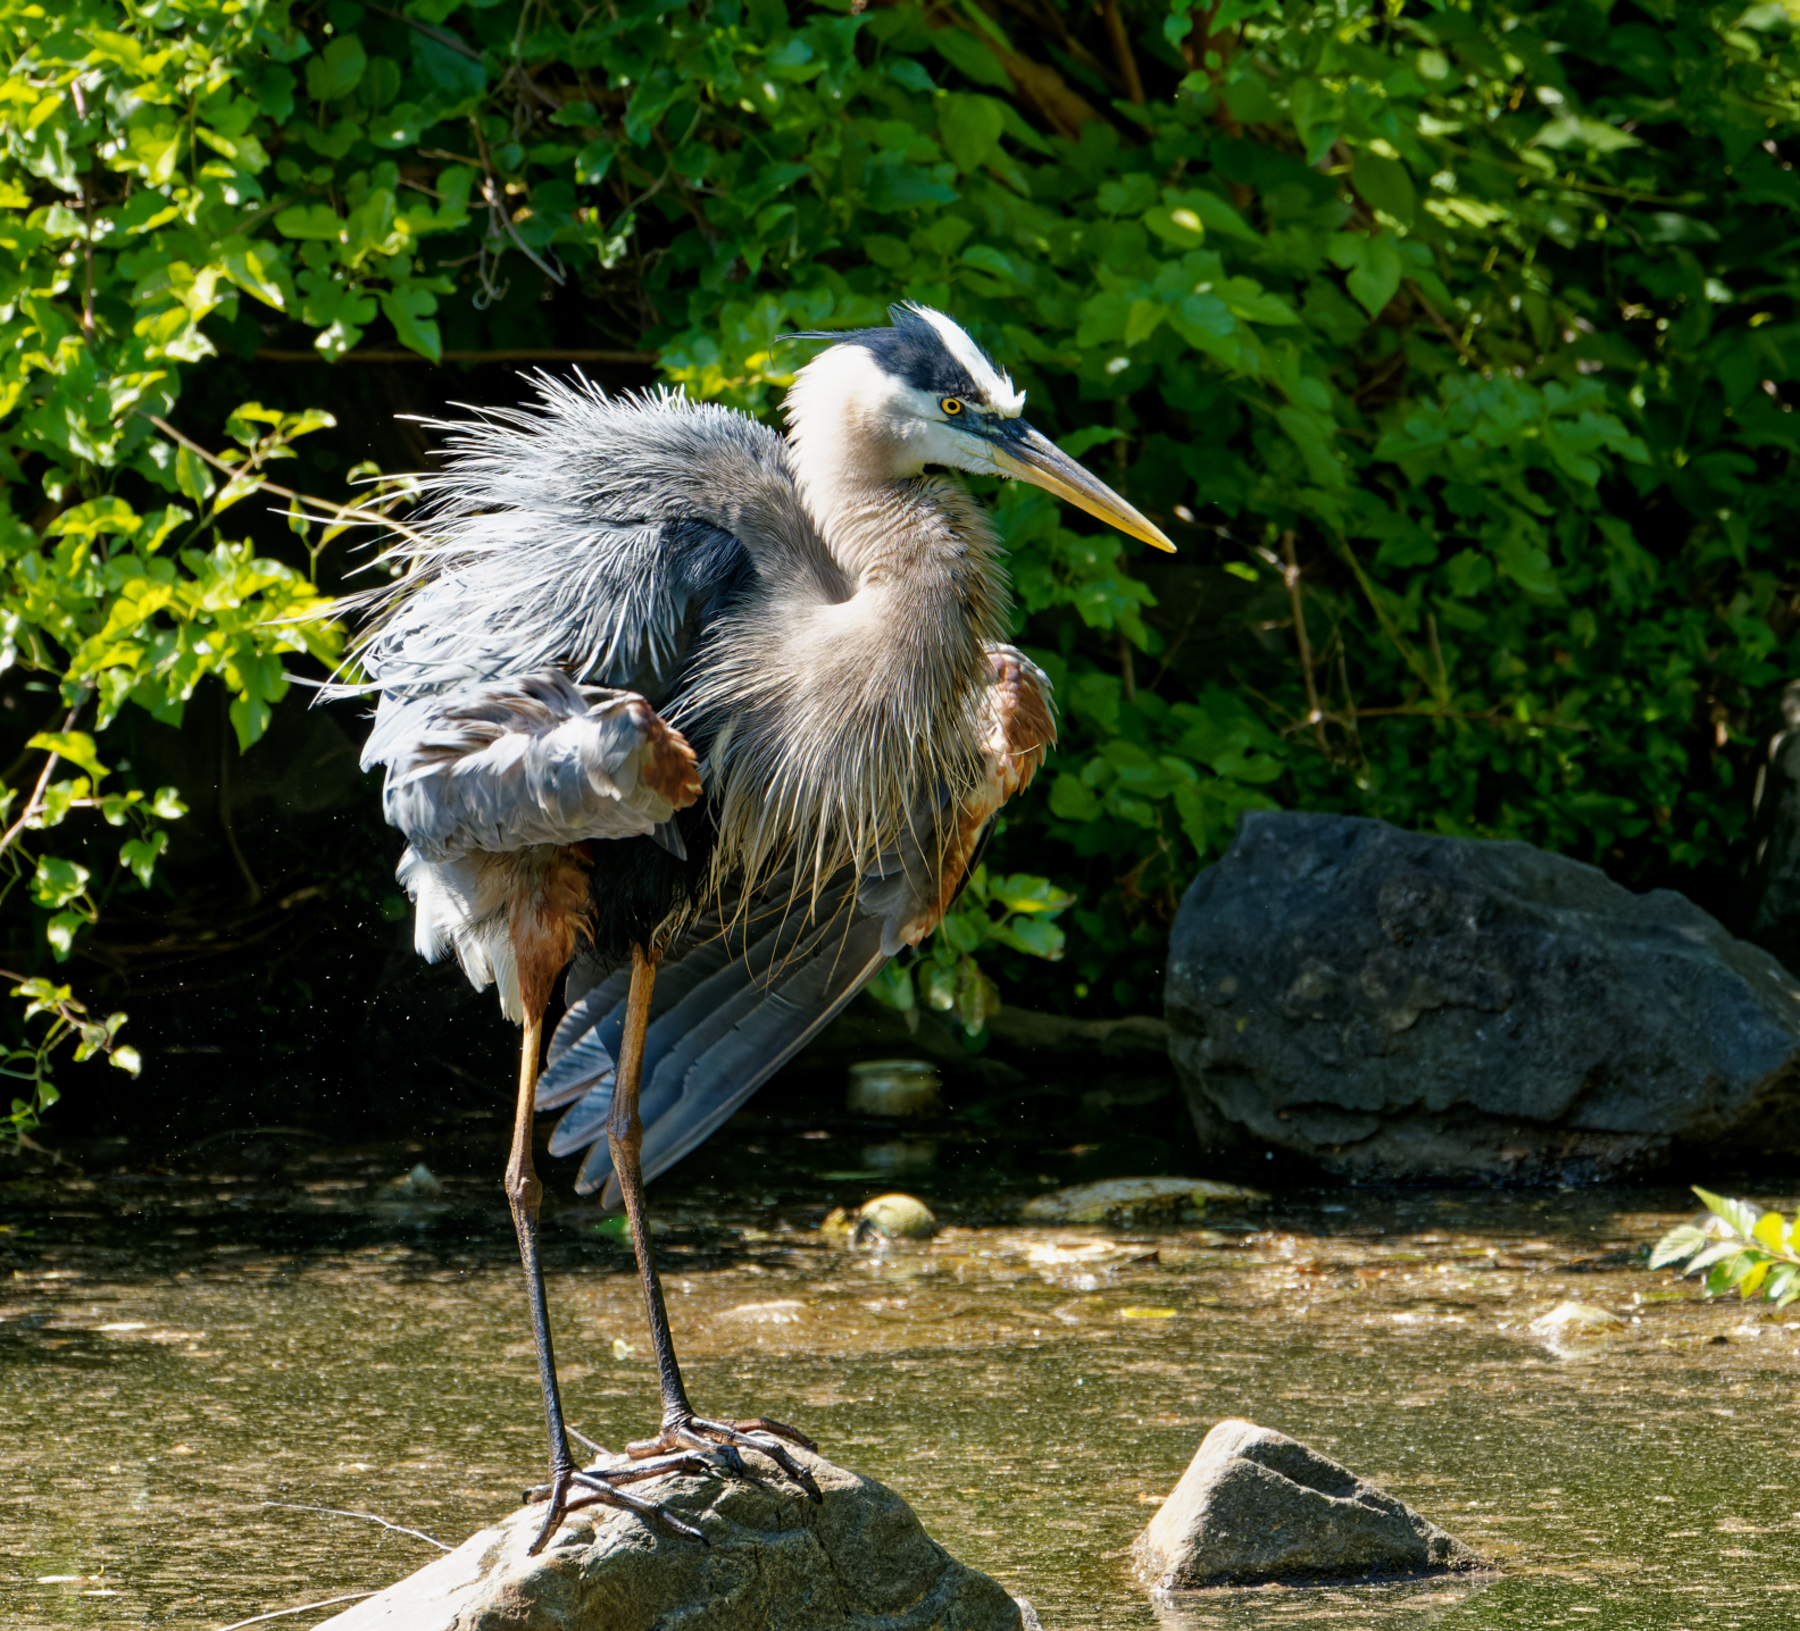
[822,1193,939,1245]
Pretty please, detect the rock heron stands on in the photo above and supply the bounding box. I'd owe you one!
[347,303,1174,1553]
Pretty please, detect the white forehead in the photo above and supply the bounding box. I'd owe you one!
[907,305,1025,417]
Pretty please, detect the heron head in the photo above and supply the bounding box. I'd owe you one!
[784,303,1174,553]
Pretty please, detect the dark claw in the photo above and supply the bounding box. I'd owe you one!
[526,1467,576,1555]
[732,1415,819,1454]
[628,1413,821,1503]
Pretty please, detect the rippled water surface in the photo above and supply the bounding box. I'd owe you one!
[4,1119,1799,1630]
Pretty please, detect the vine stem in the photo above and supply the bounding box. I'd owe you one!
[0,697,84,864]
[141,415,429,548]
[1281,531,1330,758]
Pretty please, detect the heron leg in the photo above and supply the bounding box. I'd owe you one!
[509,1002,718,1553]
[608,943,821,1500]
[503,1008,582,1554]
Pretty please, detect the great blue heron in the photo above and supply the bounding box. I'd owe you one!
[349,303,1173,1552]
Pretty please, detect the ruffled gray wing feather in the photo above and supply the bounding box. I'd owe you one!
[365,670,689,861]
[538,836,943,1205]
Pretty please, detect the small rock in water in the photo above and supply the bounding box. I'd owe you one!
[313,1444,1032,1631]
[724,1299,808,1326]
[824,1193,939,1245]
[1529,1300,1626,1348]
[864,1139,938,1175]
[1022,1177,1267,1225]
[389,1162,444,1195]
[847,1059,942,1117]
[1134,1418,1483,1590]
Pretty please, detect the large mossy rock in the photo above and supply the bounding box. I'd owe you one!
[1165,811,1800,1183]
[316,1446,1031,1631]
[1135,1419,1481,1590]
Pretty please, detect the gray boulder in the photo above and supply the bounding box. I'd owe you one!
[1135,1419,1480,1589]
[1165,811,1800,1183]
[316,1446,1031,1631]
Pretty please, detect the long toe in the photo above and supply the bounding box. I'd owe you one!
[524,1470,573,1556]
[679,1415,823,1501]
[564,1465,709,1543]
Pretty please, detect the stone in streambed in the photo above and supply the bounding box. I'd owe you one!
[1134,1419,1482,1590]
[1529,1300,1626,1350]
[315,1444,1032,1631]
[1021,1177,1267,1225]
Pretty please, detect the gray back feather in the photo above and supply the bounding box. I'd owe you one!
[344,376,811,702]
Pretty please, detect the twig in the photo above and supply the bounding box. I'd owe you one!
[218,707,261,908]
[1118,629,1136,703]
[1405,279,1475,364]
[81,183,95,339]
[0,698,83,863]
[1307,704,1587,731]
[255,348,654,365]
[1426,610,1450,705]
[1098,0,1145,104]
[1280,532,1329,757]
[213,1592,378,1631]
[365,2,483,61]
[141,415,428,548]
[1334,646,1365,764]
[1145,591,1206,696]
[260,1499,452,1551]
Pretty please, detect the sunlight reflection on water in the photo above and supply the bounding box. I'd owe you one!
[4,1145,1799,1630]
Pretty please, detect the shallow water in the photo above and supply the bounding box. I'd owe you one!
[4,1120,1799,1630]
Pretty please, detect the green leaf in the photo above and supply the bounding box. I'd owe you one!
[1695,1187,1763,1240]
[31,858,91,911]
[45,911,83,961]
[306,34,368,102]
[1330,234,1403,320]
[1648,1222,1709,1270]
[379,287,443,363]
[1532,115,1640,154]
[1352,151,1416,227]
[930,28,1012,90]
[27,732,108,784]
[120,832,168,888]
[1164,188,1260,245]
[938,94,1006,174]
[175,444,216,504]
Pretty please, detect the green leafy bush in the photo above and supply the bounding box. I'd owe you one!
[1651,1188,1800,1305]
[4,0,1799,1132]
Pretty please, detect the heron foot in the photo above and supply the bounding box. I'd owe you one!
[628,1413,822,1501]
[522,1434,714,1554]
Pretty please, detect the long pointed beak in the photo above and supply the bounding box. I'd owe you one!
[985,423,1176,553]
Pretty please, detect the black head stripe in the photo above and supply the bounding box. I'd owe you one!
[781,307,996,403]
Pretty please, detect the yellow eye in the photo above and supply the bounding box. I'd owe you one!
[941,397,963,416]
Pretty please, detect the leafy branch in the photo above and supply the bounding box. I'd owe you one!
[1650,1188,1800,1306]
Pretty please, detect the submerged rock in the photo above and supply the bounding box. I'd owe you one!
[1529,1300,1626,1350]
[846,1059,942,1117]
[1020,1177,1267,1224]
[1135,1419,1482,1590]
[317,1445,1032,1631]
[1165,811,1800,1184]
